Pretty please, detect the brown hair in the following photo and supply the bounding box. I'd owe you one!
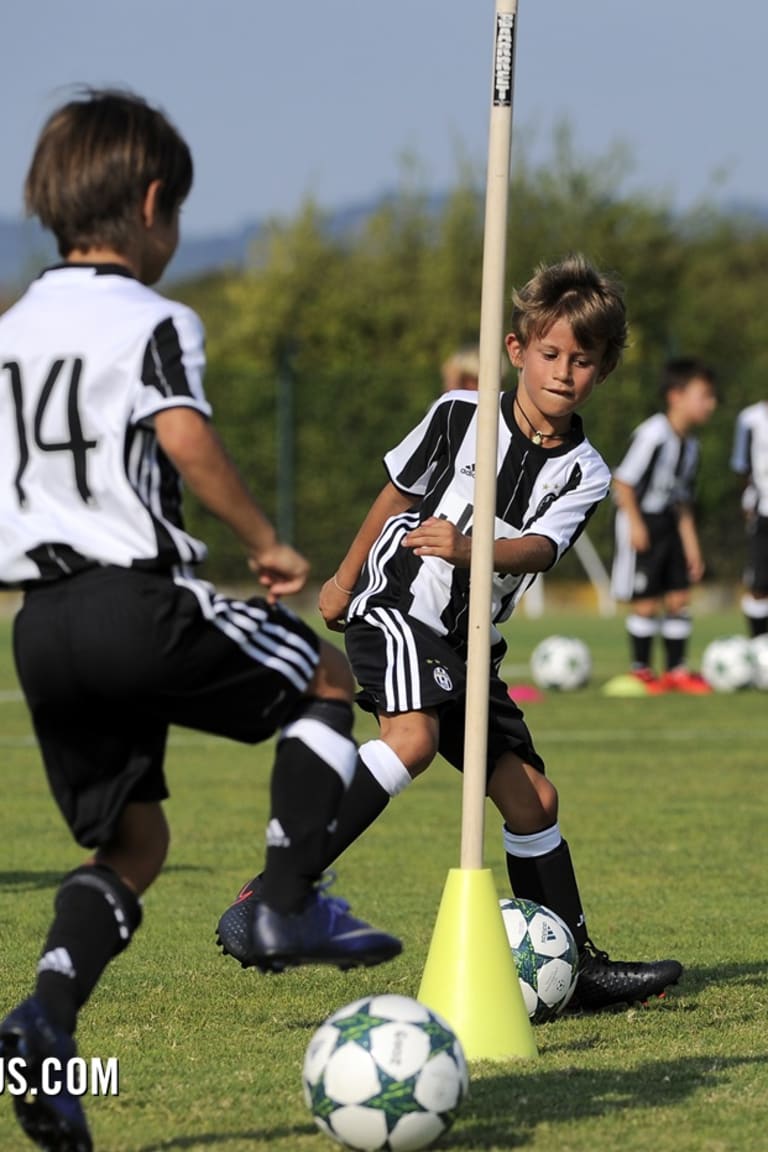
[508,253,628,377]
[659,357,719,402]
[25,87,193,257]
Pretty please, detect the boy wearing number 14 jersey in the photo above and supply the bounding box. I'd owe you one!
[0,87,398,1152]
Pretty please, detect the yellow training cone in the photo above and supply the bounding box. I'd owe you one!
[417,867,537,1062]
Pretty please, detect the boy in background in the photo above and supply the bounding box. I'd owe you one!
[611,358,718,693]
[0,88,398,1152]
[440,345,480,392]
[730,399,768,637]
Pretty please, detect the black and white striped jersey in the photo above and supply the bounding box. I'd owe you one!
[731,401,768,516]
[347,389,610,644]
[0,263,211,585]
[613,412,699,514]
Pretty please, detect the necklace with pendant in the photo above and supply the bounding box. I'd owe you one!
[514,393,569,446]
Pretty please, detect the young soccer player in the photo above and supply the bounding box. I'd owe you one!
[221,254,684,1014]
[0,88,399,1152]
[610,358,718,693]
[440,345,480,392]
[730,399,768,637]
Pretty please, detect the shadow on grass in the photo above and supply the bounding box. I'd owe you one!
[674,959,768,995]
[0,863,213,892]
[449,1053,768,1148]
[131,1053,767,1152]
[136,1125,316,1151]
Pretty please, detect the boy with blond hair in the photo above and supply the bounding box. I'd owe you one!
[224,255,683,1015]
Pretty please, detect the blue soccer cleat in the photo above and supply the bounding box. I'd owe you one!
[0,996,92,1152]
[216,876,402,973]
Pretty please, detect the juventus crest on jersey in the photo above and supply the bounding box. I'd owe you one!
[0,264,212,586]
[347,389,611,643]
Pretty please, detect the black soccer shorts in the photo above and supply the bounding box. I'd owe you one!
[344,611,545,779]
[745,514,768,594]
[13,566,320,848]
[612,509,690,601]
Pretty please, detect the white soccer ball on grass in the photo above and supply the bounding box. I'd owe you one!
[700,635,754,693]
[302,993,469,1151]
[748,633,768,689]
[499,897,580,1023]
[530,635,592,692]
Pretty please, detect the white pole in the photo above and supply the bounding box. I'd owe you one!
[460,0,518,870]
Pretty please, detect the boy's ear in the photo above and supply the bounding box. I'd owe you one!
[141,180,164,228]
[505,333,524,369]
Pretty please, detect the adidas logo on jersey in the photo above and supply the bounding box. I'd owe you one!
[37,947,76,979]
[460,463,476,477]
[265,818,291,848]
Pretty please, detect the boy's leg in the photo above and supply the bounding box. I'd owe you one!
[502,825,683,1010]
[742,592,768,637]
[625,608,660,676]
[0,802,155,1152]
[485,739,683,1013]
[658,592,712,693]
[216,641,402,971]
[217,706,437,970]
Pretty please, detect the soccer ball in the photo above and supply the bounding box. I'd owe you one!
[700,635,754,692]
[499,897,579,1023]
[749,634,768,689]
[530,635,591,691]
[302,994,469,1151]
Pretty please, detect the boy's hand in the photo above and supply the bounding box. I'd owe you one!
[248,543,310,603]
[629,520,650,553]
[402,517,471,566]
[318,578,350,632]
[686,551,705,583]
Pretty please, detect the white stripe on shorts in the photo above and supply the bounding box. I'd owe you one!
[368,606,422,713]
[174,574,317,692]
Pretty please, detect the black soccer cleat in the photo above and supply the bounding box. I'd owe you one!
[568,940,683,1011]
[216,877,402,973]
[0,996,93,1152]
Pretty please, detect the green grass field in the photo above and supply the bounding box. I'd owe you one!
[1,608,766,1152]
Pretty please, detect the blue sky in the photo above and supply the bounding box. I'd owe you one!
[3,0,765,238]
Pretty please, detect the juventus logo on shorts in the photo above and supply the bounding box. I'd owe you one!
[432,666,453,692]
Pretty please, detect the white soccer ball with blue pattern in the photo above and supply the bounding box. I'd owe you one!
[748,633,768,689]
[530,635,591,691]
[499,897,579,1023]
[302,994,469,1151]
[701,635,753,692]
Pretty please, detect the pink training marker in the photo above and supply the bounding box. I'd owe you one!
[507,683,545,703]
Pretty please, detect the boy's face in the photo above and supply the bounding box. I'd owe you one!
[505,318,606,422]
[668,377,718,428]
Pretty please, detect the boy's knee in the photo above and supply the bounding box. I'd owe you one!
[309,640,355,701]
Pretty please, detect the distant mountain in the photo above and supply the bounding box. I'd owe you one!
[0,193,409,295]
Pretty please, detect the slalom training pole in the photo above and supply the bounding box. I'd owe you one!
[418,0,537,1061]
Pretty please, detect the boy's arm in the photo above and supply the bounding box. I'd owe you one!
[155,407,309,600]
[402,517,555,573]
[318,481,415,629]
[675,503,705,583]
[612,478,650,553]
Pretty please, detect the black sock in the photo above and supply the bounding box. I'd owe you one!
[263,700,353,913]
[35,865,142,1035]
[322,756,391,867]
[748,615,768,638]
[505,836,588,950]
